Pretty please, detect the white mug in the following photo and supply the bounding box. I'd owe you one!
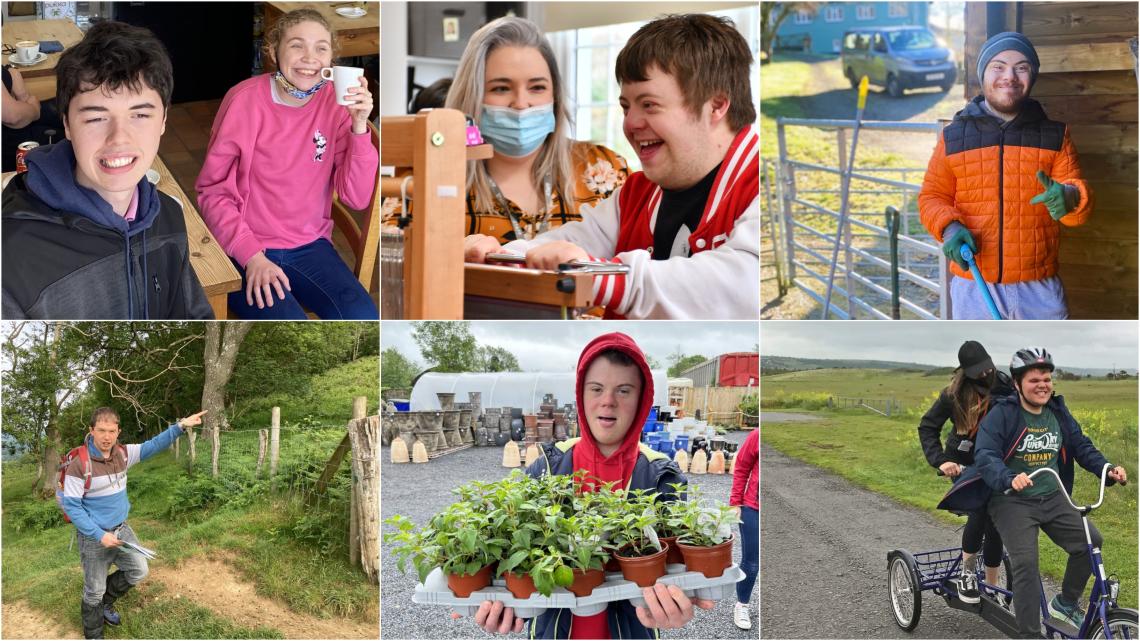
[321,65,364,106]
[16,40,39,63]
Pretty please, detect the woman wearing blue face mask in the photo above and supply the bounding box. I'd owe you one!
[447,17,629,243]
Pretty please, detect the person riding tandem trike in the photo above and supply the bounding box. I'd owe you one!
[890,347,1135,639]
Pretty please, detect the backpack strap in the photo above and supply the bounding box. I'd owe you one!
[79,436,93,494]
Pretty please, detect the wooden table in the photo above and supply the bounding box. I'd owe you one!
[1,158,241,319]
[150,155,242,318]
[264,1,379,63]
[1,19,85,100]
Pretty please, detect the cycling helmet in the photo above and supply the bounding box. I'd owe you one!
[1009,347,1054,378]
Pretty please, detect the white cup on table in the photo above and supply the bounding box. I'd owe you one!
[16,40,40,63]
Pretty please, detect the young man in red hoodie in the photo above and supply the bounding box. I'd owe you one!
[471,332,713,638]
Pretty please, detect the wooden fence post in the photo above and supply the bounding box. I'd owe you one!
[211,426,221,478]
[174,436,180,460]
[256,429,268,478]
[348,409,380,583]
[349,397,365,569]
[270,407,281,482]
[188,430,197,464]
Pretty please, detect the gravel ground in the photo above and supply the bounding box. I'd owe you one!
[380,430,758,640]
[761,446,1059,639]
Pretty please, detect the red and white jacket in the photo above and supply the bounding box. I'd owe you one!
[504,125,759,319]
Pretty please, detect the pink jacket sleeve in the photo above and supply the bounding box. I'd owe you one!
[730,429,758,506]
[332,127,378,211]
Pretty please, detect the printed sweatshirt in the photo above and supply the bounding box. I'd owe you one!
[502,126,759,320]
[60,424,184,540]
[196,75,379,267]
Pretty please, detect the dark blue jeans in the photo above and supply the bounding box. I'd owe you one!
[228,238,378,320]
[737,505,758,603]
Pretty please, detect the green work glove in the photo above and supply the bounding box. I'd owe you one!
[941,221,977,270]
[1029,170,1080,221]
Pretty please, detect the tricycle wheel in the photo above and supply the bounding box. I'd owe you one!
[1088,607,1138,639]
[888,550,922,631]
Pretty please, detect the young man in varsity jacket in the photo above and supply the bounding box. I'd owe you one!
[464,14,759,320]
[61,407,206,639]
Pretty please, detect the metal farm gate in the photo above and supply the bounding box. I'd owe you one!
[765,117,954,319]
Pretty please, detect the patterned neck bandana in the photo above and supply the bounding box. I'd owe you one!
[274,70,326,100]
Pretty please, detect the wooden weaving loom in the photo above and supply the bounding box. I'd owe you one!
[380,109,597,319]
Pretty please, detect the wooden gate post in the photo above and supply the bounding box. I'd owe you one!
[348,401,380,582]
[256,429,268,478]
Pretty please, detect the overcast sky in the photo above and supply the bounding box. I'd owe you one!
[762,321,1138,370]
[382,322,757,372]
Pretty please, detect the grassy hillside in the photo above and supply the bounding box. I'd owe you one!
[2,357,379,638]
[762,369,1138,603]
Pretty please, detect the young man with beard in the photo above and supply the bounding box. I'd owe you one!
[918,32,1092,319]
[972,348,1126,638]
[463,14,759,320]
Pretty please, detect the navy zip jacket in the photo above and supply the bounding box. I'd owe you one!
[523,438,685,640]
[2,141,212,319]
[938,394,1115,513]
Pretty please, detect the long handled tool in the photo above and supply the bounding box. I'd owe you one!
[821,76,869,319]
[959,245,1002,320]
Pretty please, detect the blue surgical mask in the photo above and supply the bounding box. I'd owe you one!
[479,103,556,157]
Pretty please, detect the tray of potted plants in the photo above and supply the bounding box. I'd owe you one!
[385,472,744,618]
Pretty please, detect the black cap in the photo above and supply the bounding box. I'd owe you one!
[957,341,995,379]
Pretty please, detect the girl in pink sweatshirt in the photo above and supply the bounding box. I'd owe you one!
[196,8,378,319]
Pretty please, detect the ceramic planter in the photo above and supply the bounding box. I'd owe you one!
[567,567,605,597]
[504,571,537,599]
[677,535,734,578]
[615,544,669,587]
[659,536,685,565]
[447,564,494,597]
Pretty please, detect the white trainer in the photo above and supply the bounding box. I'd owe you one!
[733,602,752,630]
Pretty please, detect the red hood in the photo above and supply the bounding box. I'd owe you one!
[572,332,654,491]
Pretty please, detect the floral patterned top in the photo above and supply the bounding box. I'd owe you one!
[467,141,629,242]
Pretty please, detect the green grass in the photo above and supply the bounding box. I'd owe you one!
[2,359,379,638]
[762,370,1139,604]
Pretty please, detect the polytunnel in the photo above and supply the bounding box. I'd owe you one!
[409,370,669,413]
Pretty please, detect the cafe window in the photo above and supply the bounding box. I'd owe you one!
[856,5,875,21]
[889,3,910,18]
[823,6,844,23]
[552,5,759,171]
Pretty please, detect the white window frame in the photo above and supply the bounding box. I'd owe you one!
[794,9,812,25]
[856,5,875,21]
[823,6,844,23]
[888,3,909,18]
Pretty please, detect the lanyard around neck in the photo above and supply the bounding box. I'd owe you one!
[486,173,554,240]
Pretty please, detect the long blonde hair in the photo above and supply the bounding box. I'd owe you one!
[946,369,995,437]
[446,17,573,214]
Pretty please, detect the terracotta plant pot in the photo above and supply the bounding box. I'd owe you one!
[504,571,537,599]
[603,555,621,573]
[615,544,669,587]
[659,536,684,565]
[447,564,494,597]
[677,535,734,578]
[567,567,606,597]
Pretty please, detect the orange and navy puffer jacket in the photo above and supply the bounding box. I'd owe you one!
[919,96,1092,284]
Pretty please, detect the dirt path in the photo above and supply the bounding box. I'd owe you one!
[2,600,82,639]
[147,556,377,639]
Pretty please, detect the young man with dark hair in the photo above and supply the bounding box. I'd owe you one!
[972,348,1127,638]
[918,32,1092,319]
[464,14,758,320]
[62,407,206,639]
[2,20,212,319]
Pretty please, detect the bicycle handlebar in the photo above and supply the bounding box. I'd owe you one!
[1002,464,1123,512]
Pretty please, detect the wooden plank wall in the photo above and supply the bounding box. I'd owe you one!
[965,2,1138,318]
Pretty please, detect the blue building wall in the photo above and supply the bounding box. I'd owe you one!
[774,2,930,55]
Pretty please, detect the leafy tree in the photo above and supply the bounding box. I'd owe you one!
[668,354,708,378]
[382,347,421,390]
[478,345,520,372]
[761,2,820,61]
[644,354,662,370]
[412,322,478,372]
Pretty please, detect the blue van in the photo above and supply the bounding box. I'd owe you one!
[841,26,957,97]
